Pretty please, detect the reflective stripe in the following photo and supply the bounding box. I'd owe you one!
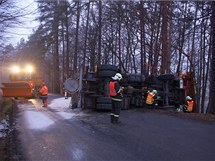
[114,115,119,117]
[117,87,123,93]
[110,113,114,116]
[111,98,122,101]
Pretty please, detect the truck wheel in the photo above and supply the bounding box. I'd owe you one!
[128,74,145,83]
[96,97,112,110]
[158,74,175,81]
[144,75,157,85]
[97,97,112,104]
[97,70,117,78]
[122,97,130,110]
[98,65,118,71]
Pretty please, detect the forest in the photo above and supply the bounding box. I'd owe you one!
[0,0,215,114]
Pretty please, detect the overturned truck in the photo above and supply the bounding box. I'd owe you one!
[67,65,194,110]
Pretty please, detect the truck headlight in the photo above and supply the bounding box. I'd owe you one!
[26,65,33,73]
[12,66,20,73]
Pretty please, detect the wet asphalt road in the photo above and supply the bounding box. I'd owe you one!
[15,94,215,161]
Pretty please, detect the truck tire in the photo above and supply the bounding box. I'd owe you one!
[122,97,130,110]
[96,97,112,110]
[98,65,118,71]
[144,75,157,85]
[150,84,163,90]
[158,74,175,81]
[97,97,112,104]
[97,70,117,78]
[128,74,145,83]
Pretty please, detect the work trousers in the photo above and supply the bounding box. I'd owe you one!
[40,94,48,106]
[111,100,123,119]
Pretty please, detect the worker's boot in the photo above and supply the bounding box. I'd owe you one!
[44,99,48,107]
[114,117,121,124]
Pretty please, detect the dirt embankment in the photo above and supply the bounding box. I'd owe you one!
[0,98,24,161]
[154,109,215,123]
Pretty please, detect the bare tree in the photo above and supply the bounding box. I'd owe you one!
[139,1,147,76]
[161,1,169,74]
[207,1,215,114]
[83,2,90,69]
[73,1,80,73]
[97,0,102,66]
[0,0,28,43]
[52,0,60,93]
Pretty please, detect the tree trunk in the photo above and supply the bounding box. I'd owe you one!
[161,1,169,74]
[152,3,161,75]
[65,1,70,78]
[73,1,80,73]
[190,4,198,112]
[167,1,172,73]
[61,21,65,82]
[83,2,90,69]
[176,3,187,76]
[139,1,147,76]
[207,1,215,114]
[97,1,102,66]
[117,2,122,69]
[200,16,209,113]
[53,0,60,93]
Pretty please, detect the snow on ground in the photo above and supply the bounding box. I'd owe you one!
[24,111,54,130]
[56,112,75,120]
[49,97,71,109]
[22,96,76,130]
[0,116,10,138]
[49,97,76,119]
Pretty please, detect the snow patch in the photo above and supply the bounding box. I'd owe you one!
[24,111,54,130]
[49,97,71,109]
[0,117,10,138]
[56,112,75,120]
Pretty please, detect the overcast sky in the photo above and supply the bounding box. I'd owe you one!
[7,0,39,46]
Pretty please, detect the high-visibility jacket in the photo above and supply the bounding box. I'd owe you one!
[146,92,155,105]
[109,81,117,97]
[40,85,48,95]
[187,100,194,112]
[109,81,123,101]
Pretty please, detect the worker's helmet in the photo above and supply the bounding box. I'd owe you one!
[152,90,157,94]
[112,73,123,81]
[186,96,192,101]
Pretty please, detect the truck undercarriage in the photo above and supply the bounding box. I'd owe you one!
[65,65,194,110]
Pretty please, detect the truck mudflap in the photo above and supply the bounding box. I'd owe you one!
[1,82,33,97]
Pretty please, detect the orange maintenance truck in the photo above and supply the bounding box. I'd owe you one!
[1,64,42,98]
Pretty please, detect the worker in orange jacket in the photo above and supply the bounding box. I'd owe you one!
[40,82,48,107]
[109,73,123,124]
[146,90,158,109]
[183,96,194,112]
